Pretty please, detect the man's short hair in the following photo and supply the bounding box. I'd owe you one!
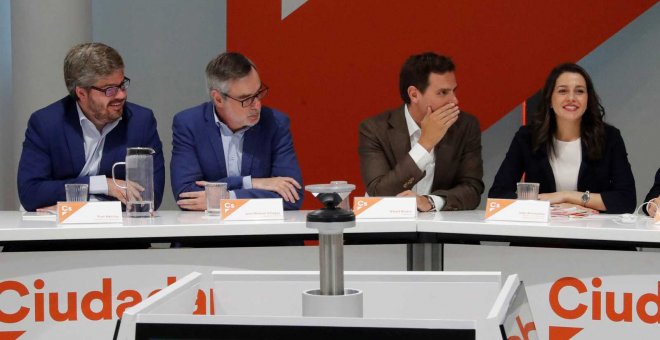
[64,42,124,99]
[205,52,256,95]
[399,52,455,104]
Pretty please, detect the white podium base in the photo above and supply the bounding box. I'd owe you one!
[302,288,363,317]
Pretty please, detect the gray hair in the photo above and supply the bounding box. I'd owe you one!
[205,52,256,97]
[63,42,124,98]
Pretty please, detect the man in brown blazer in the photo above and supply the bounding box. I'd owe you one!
[358,52,483,211]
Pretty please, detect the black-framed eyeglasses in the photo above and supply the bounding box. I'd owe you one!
[89,77,131,97]
[222,85,269,108]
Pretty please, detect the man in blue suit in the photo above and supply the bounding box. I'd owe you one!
[17,43,165,211]
[171,52,303,210]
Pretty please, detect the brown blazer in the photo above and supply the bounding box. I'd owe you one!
[358,105,484,210]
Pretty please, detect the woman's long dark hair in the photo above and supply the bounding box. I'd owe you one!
[530,63,606,160]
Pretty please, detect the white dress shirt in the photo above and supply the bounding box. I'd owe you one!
[549,137,581,192]
[404,105,446,211]
[77,103,121,198]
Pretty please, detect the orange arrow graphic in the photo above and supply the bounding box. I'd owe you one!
[549,326,583,340]
[0,331,26,340]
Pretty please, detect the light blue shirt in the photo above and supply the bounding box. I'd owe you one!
[213,107,252,198]
[76,103,121,198]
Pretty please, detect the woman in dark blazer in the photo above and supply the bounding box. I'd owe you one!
[488,63,636,214]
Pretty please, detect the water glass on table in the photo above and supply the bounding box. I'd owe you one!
[516,182,539,200]
[206,182,228,215]
[65,183,89,202]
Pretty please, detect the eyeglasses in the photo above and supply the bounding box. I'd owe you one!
[89,77,131,97]
[222,85,269,108]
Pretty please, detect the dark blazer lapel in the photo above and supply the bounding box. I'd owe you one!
[576,141,589,190]
[63,98,86,173]
[431,117,456,186]
[388,106,412,164]
[433,118,454,162]
[540,148,557,192]
[204,103,228,177]
[241,122,261,175]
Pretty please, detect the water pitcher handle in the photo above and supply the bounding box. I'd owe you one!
[112,162,128,189]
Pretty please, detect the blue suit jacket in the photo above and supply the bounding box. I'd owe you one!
[170,102,303,210]
[17,96,165,211]
[488,125,636,214]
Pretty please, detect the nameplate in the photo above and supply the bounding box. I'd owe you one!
[57,201,123,224]
[220,198,284,220]
[353,197,417,219]
[484,198,550,223]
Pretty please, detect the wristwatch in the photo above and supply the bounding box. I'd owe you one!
[581,191,591,206]
[425,195,436,212]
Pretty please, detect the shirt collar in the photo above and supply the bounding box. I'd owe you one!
[213,105,249,136]
[76,102,88,123]
[404,104,420,137]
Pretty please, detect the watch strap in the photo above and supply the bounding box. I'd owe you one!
[581,190,591,206]
[425,195,436,212]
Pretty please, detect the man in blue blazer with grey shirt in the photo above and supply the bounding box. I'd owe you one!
[17,43,165,211]
[170,52,303,210]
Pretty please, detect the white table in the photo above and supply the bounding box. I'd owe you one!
[6,210,655,246]
[417,211,660,339]
[2,210,660,339]
[0,211,417,248]
[417,210,660,248]
[0,211,416,339]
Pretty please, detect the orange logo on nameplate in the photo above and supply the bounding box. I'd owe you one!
[485,198,549,222]
[57,201,123,224]
[484,199,516,218]
[353,197,382,215]
[220,198,283,221]
[57,202,86,222]
[221,199,249,218]
[353,197,416,219]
